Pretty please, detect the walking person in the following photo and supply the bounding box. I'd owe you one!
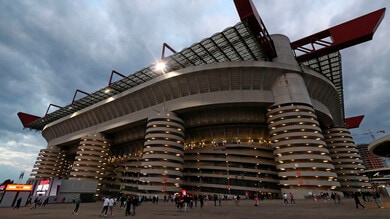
[42,197,49,207]
[283,193,289,206]
[331,192,337,204]
[72,197,81,214]
[108,196,115,216]
[199,195,204,209]
[312,193,317,202]
[235,194,240,206]
[100,197,109,216]
[193,195,198,208]
[290,193,296,205]
[255,193,261,206]
[120,195,126,209]
[13,197,22,209]
[183,195,190,212]
[373,190,384,208]
[131,195,138,216]
[178,195,185,212]
[353,192,366,209]
[30,197,39,209]
[125,195,131,216]
[254,195,259,206]
[335,193,342,204]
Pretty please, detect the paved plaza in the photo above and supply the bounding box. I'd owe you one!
[1,197,390,219]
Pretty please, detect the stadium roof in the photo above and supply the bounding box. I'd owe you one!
[19,20,268,131]
[18,0,385,131]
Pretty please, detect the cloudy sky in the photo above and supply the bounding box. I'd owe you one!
[1,0,389,183]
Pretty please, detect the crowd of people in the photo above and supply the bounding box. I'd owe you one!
[351,190,385,209]
[13,189,386,217]
[282,193,296,206]
[100,194,141,216]
[96,190,385,216]
[28,196,49,209]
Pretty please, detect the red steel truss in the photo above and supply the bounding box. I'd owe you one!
[234,0,277,60]
[291,8,386,62]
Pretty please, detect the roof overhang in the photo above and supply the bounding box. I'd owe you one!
[17,112,41,128]
[344,115,365,129]
[368,134,390,157]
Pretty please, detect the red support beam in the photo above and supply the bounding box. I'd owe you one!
[161,43,177,60]
[291,8,386,62]
[72,89,89,103]
[45,103,62,116]
[108,70,126,86]
[233,0,277,60]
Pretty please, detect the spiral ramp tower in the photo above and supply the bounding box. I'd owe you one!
[267,104,340,194]
[69,133,110,182]
[139,111,185,194]
[323,127,370,192]
[30,146,65,179]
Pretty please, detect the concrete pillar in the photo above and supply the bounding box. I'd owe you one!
[139,110,185,194]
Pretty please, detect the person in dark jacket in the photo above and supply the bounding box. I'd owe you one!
[373,190,384,208]
[13,197,22,209]
[353,192,366,209]
[72,197,81,214]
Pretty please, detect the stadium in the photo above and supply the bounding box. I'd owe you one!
[18,0,386,199]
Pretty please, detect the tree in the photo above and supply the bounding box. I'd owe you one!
[0,179,14,186]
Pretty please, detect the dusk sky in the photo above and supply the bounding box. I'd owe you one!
[1,0,389,183]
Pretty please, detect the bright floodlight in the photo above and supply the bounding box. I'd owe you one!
[155,61,166,72]
[104,88,111,94]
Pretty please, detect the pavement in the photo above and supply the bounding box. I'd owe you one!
[1,197,390,219]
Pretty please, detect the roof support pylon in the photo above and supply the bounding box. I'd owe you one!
[291,8,386,62]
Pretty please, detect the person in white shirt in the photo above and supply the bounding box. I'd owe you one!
[101,197,110,216]
[108,197,115,216]
[283,193,289,206]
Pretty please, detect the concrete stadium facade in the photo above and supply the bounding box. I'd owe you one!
[23,1,385,199]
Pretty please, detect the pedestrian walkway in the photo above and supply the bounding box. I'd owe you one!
[1,197,390,219]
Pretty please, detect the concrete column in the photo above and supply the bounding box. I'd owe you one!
[323,127,371,192]
[69,133,110,181]
[139,110,185,195]
[271,34,299,66]
[30,146,64,179]
[266,56,339,197]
